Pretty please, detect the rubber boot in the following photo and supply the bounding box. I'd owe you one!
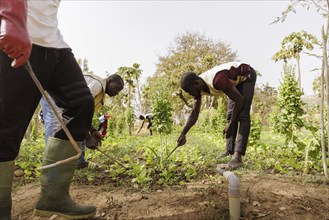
[33,137,96,219]
[0,160,15,220]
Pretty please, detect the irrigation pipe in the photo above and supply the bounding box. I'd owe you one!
[23,61,82,170]
[216,166,240,220]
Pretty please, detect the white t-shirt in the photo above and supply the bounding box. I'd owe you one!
[27,0,69,48]
[84,75,102,98]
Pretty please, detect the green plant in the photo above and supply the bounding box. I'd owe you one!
[16,138,44,178]
[271,64,304,143]
[150,76,173,135]
[248,113,262,146]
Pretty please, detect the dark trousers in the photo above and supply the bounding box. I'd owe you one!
[226,69,257,155]
[0,45,94,161]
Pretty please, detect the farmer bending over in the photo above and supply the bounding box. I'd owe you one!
[138,113,154,136]
[40,73,124,169]
[177,62,257,170]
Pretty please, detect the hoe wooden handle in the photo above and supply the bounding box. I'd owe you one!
[23,61,81,170]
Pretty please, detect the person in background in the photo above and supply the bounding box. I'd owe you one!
[138,113,154,136]
[98,113,111,138]
[40,72,124,169]
[177,62,256,170]
[0,0,96,219]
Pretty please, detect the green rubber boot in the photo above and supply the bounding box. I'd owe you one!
[0,160,15,220]
[34,137,96,219]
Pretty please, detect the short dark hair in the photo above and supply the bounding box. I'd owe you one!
[107,74,124,88]
[180,72,199,92]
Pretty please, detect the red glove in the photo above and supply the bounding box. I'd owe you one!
[0,0,32,68]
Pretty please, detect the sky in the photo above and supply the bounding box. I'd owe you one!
[57,0,325,96]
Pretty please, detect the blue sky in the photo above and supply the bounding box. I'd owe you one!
[58,1,324,95]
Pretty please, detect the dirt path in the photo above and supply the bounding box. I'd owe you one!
[11,173,329,220]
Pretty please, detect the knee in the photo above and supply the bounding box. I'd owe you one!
[239,115,250,125]
[0,140,20,161]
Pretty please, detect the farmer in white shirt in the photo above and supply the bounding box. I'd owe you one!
[40,72,124,169]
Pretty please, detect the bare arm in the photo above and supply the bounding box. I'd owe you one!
[177,90,192,109]
[177,96,202,146]
[223,86,245,138]
[137,120,145,134]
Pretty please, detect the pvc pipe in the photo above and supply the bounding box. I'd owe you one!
[216,167,240,220]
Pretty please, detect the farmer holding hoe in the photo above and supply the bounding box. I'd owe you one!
[138,113,154,136]
[40,72,124,169]
[177,62,257,170]
[0,0,103,219]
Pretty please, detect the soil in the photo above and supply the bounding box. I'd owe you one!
[11,172,329,220]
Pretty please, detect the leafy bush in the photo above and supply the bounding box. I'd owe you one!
[150,77,173,135]
[248,113,262,146]
[197,106,226,135]
[271,64,304,143]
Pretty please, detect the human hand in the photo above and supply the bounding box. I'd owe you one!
[177,134,187,147]
[90,130,103,146]
[85,135,98,150]
[223,123,233,139]
[0,1,32,68]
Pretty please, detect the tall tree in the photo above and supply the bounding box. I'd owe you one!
[272,31,319,88]
[321,21,329,178]
[150,76,173,135]
[148,31,238,118]
[273,0,328,177]
[77,58,92,73]
[117,63,142,135]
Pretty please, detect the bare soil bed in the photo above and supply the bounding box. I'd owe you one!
[11,172,329,220]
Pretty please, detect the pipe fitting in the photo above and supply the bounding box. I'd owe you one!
[216,167,240,220]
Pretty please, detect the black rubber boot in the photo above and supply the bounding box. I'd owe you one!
[0,160,15,220]
[34,137,96,219]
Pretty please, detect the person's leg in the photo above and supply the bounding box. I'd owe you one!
[147,122,153,136]
[219,99,238,158]
[234,69,257,156]
[34,137,95,218]
[0,47,46,219]
[44,49,94,142]
[40,96,62,144]
[225,69,257,169]
[77,139,88,169]
[40,95,87,168]
[0,160,15,219]
[30,47,95,218]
